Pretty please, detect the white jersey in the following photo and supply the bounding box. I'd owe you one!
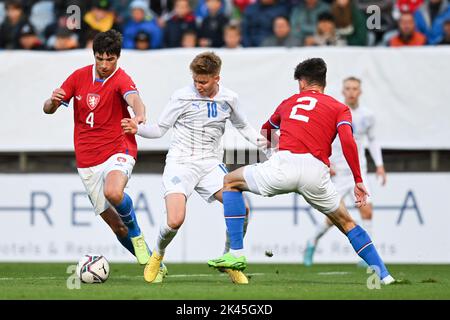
[330,105,383,173]
[157,84,250,162]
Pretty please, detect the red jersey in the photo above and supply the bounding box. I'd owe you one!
[60,65,138,168]
[267,90,352,167]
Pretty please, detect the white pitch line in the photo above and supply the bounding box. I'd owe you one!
[0,276,59,281]
[0,273,266,281]
[317,272,351,276]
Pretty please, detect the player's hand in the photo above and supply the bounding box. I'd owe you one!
[133,115,146,125]
[354,182,369,208]
[330,166,336,177]
[376,165,387,186]
[121,118,138,135]
[51,88,66,107]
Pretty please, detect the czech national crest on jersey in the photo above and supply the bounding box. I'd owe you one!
[86,93,100,110]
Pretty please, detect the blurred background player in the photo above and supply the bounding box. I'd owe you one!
[121,51,267,284]
[303,76,387,267]
[207,58,395,285]
[43,29,167,282]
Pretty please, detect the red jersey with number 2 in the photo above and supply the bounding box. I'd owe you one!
[268,90,352,167]
[60,65,138,168]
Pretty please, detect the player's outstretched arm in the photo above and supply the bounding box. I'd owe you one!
[43,88,66,114]
[125,92,146,124]
[121,118,168,138]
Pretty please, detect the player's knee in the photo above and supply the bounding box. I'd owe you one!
[223,175,240,191]
[104,188,123,206]
[167,216,184,229]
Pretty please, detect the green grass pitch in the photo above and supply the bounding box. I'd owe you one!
[0,263,449,300]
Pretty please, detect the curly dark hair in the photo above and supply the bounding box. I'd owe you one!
[294,58,327,88]
[93,29,122,57]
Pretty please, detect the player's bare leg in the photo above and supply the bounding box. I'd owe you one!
[101,207,129,239]
[326,200,395,284]
[144,193,186,283]
[214,189,249,284]
[104,170,150,265]
[359,203,373,235]
[208,167,249,271]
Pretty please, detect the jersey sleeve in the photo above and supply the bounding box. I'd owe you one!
[157,95,186,129]
[229,95,250,129]
[117,72,139,100]
[366,112,384,166]
[336,105,353,131]
[60,71,77,107]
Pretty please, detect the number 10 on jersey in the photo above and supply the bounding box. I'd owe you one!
[207,102,217,118]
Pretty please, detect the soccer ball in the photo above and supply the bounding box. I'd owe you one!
[76,254,110,284]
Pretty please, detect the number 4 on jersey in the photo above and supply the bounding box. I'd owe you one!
[289,97,317,123]
[86,112,94,128]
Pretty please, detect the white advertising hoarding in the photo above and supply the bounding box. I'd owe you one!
[0,173,449,263]
[1,47,450,151]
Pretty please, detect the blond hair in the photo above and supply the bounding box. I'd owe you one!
[190,52,222,76]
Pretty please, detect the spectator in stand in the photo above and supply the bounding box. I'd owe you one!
[198,0,229,47]
[356,0,396,44]
[195,0,231,21]
[261,15,302,46]
[290,0,330,43]
[304,11,346,46]
[331,0,367,45]
[0,0,30,49]
[438,18,450,43]
[181,28,198,46]
[414,0,450,44]
[123,0,163,49]
[83,0,119,34]
[18,22,46,50]
[44,10,88,48]
[54,0,88,19]
[150,0,175,19]
[84,29,100,48]
[134,30,153,49]
[389,11,427,46]
[164,0,197,47]
[49,27,79,50]
[242,0,288,47]
[397,0,424,14]
[223,22,242,48]
[232,0,255,20]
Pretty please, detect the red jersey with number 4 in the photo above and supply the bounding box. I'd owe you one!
[60,65,138,168]
[268,90,352,166]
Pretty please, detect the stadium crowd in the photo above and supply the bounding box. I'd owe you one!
[0,0,449,50]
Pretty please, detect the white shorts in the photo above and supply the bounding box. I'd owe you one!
[162,159,227,202]
[77,153,135,215]
[243,151,340,214]
[332,169,372,204]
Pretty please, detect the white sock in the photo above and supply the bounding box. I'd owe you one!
[309,220,332,246]
[155,222,178,256]
[362,219,373,238]
[229,249,244,258]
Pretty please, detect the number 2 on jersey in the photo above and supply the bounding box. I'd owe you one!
[289,97,317,123]
[86,112,94,128]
